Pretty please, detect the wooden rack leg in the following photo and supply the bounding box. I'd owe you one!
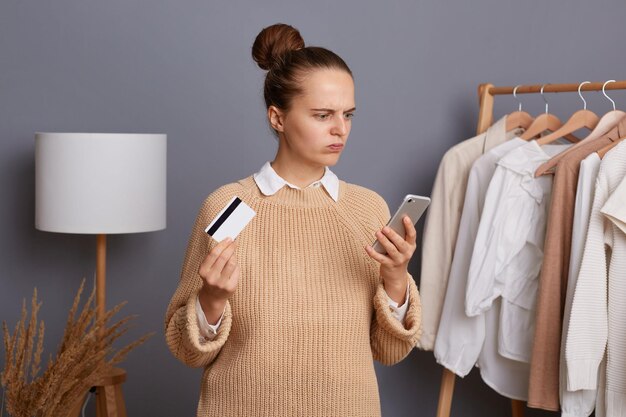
[436,369,456,417]
[511,399,525,417]
[435,368,526,417]
[477,83,495,133]
[476,83,525,417]
[433,82,526,417]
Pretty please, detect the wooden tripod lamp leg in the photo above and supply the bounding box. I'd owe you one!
[96,234,106,340]
[94,234,128,417]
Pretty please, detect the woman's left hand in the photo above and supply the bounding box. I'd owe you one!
[365,215,417,303]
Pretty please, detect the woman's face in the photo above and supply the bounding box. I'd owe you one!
[269,68,355,168]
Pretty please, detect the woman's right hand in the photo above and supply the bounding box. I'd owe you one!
[197,237,240,324]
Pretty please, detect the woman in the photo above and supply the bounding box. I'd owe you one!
[164,23,422,417]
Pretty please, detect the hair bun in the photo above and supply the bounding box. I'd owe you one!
[252,23,305,71]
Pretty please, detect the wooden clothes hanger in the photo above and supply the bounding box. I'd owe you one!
[506,85,534,131]
[520,84,579,142]
[536,81,599,146]
[535,80,626,176]
[598,136,626,158]
[597,117,626,158]
[507,111,534,132]
[435,80,626,417]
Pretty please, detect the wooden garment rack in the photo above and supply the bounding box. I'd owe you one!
[435,79,626,417]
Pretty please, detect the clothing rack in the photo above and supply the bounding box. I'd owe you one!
[434,79,626,417]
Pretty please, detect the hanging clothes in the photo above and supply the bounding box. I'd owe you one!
[434,136,530,400]
[430,81,626,417]
[529,132,623,411]
[566,140,626,417]
[559,152,602,417]
[465,140,571,364]
[419,116,518,350]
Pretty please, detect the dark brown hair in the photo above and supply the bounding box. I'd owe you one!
[251,23,353,112]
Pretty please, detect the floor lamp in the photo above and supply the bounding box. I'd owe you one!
[35,132,167,417]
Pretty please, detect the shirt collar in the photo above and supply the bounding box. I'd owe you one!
[253,161,340,202]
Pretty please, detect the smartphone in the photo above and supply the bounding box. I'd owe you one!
[372,194,431,255]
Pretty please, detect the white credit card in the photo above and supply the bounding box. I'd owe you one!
[204,196,256,242]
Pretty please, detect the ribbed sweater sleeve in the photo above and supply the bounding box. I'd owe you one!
[164,189,236,368]
[565,171,610,390]
[371,272,421,365]
[601,175,626,235]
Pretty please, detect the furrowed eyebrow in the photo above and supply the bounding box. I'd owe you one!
[310,107,356,112]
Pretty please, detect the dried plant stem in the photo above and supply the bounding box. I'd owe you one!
[1,278,153,417]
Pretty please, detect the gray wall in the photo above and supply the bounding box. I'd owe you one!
[2,0,625,416]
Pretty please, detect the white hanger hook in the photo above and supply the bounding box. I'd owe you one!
[578,81,591,110]
[602,80,617,111]
[513,85,523,112]
[540,84,549,114]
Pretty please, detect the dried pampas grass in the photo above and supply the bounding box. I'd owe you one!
[1,278,153,417]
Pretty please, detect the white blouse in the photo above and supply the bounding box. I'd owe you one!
[466,140,570,363]
[434,137,531,400]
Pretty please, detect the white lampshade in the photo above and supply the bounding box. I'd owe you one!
[35,132,167,234]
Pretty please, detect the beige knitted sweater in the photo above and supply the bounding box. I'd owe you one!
[164,175,422,417]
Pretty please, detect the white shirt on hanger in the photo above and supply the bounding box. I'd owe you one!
[196,161,410,341]
[434,136,531,400]
[465,140,571,364]
[419,116,518,350]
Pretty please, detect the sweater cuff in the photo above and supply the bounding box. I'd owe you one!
[373,273,421,341]
[184,289,232,353]
[601,196,626,235]
[566,359,601,391]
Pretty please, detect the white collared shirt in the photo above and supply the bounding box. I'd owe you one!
[253,161,340,202]
[434,137,531,400]
[196,161,409,341]
[466,140,571,363]
[419,116,521,350]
